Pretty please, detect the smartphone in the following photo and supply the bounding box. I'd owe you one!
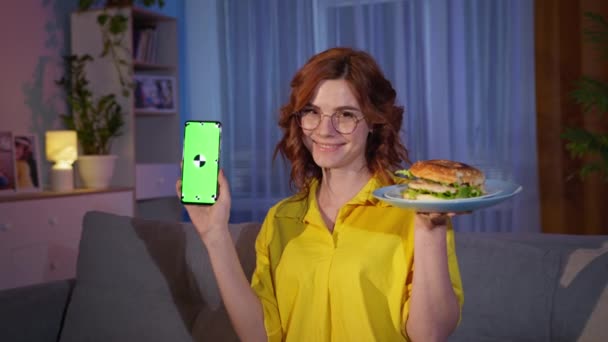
[180,120,222,205]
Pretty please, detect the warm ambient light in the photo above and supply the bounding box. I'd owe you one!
[45,130,78,191]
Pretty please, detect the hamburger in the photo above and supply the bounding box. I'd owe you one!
[395,160,485,200]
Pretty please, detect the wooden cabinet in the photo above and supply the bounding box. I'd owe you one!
[0,189,133,290]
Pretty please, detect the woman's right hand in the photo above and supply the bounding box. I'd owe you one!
[176,169,232,242]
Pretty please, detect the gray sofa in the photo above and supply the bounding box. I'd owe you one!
[1,211,607,342]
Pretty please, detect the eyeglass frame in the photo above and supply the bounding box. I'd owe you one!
[293,107,366,134]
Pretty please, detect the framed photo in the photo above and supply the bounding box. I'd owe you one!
[13,133,42,193]
[0,131,17,194]
[134,74,177,113]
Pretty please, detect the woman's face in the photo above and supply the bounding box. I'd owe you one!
[301,79,370,172]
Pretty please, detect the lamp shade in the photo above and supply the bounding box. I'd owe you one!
[45,130,78,169]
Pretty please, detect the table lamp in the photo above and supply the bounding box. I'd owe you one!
[45,130,78,191]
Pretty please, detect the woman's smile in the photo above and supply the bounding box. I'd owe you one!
[313,140,345,152]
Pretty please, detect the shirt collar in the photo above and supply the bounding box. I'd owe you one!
[300,173,398,224]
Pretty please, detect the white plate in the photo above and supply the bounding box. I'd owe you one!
[373,179,522,212]
[384,184,502,201]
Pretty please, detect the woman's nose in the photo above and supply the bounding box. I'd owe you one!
[316,114,336,135]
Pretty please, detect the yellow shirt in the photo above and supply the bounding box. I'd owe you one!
[251,175,464,341]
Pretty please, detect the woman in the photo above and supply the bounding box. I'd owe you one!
[178,47,463,342]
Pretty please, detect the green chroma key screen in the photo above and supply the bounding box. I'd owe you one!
[181,120,221,205]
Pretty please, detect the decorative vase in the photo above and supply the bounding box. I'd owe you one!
[77,155,118,189]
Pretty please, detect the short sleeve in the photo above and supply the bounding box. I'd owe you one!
[445,223,464,323]
[250,212,283,341]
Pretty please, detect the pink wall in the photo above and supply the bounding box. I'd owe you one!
[0,1,77,187]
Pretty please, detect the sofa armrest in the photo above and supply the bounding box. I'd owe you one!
[0,279,75,342]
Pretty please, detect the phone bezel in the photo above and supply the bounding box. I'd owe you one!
[180,120,222,206]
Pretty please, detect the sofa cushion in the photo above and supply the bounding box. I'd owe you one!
[185,217,260,312]
[57,211,258,342]
[552,240,608,342]
[450,233,561,342]
[59,211,208,342]
[457,233,608,341]
[189,219,260,342]
[0,279,74,342]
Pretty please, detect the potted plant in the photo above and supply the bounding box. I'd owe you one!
[56,54,125,188]
[562,12,608,181]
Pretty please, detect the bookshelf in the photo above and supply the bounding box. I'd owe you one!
[133,61,176,71]
[71,6,182,220]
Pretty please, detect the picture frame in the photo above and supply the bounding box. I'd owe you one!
[13,133,42,193]
[134,74,177,114]
[0,131,17,194]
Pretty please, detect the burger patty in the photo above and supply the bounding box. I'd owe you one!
[407,179,457,194]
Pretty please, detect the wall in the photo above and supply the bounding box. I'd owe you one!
[536,0,608,234]
[0,1,78,188]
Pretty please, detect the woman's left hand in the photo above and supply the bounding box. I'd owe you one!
[415,211,471,229]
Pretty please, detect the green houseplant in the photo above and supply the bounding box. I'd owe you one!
[56,54,125,155]
[562,12,608,181]
[56,54,125,188]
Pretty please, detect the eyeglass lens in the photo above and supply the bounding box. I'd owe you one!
[299,109,361,134]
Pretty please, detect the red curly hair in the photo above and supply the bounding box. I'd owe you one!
[274,47,410,195]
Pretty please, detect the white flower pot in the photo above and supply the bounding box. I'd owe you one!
[77,155,118,189]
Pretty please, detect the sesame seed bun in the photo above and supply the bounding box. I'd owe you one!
[409,159,485,186]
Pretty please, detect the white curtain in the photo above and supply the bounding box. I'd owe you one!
[215,0,316,222]
[213,0,540,232]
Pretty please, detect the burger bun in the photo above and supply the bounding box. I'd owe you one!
[409,159,485,186]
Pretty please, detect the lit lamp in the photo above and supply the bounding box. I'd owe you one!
[45,130,78,191]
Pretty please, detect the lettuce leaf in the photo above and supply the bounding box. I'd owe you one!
[395,169,414,179]
[405,184,484,200]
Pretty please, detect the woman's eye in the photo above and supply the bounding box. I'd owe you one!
[339,111,356,118]
[302,108,318,115]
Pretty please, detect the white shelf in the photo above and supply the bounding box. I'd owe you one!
[0,187,134,203]
[71,7,181,220]
[135,109,177,116]
[133,61,176,71]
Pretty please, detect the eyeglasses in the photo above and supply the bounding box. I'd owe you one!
[295,107,365,134]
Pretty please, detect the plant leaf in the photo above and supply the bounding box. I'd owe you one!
[79,0,95,10]
[109,14,128,35]
[55,53,125,155]
[562,126,608,181]
[97,14,109,25]
[572,76,608,115]
[583,12,608,60]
